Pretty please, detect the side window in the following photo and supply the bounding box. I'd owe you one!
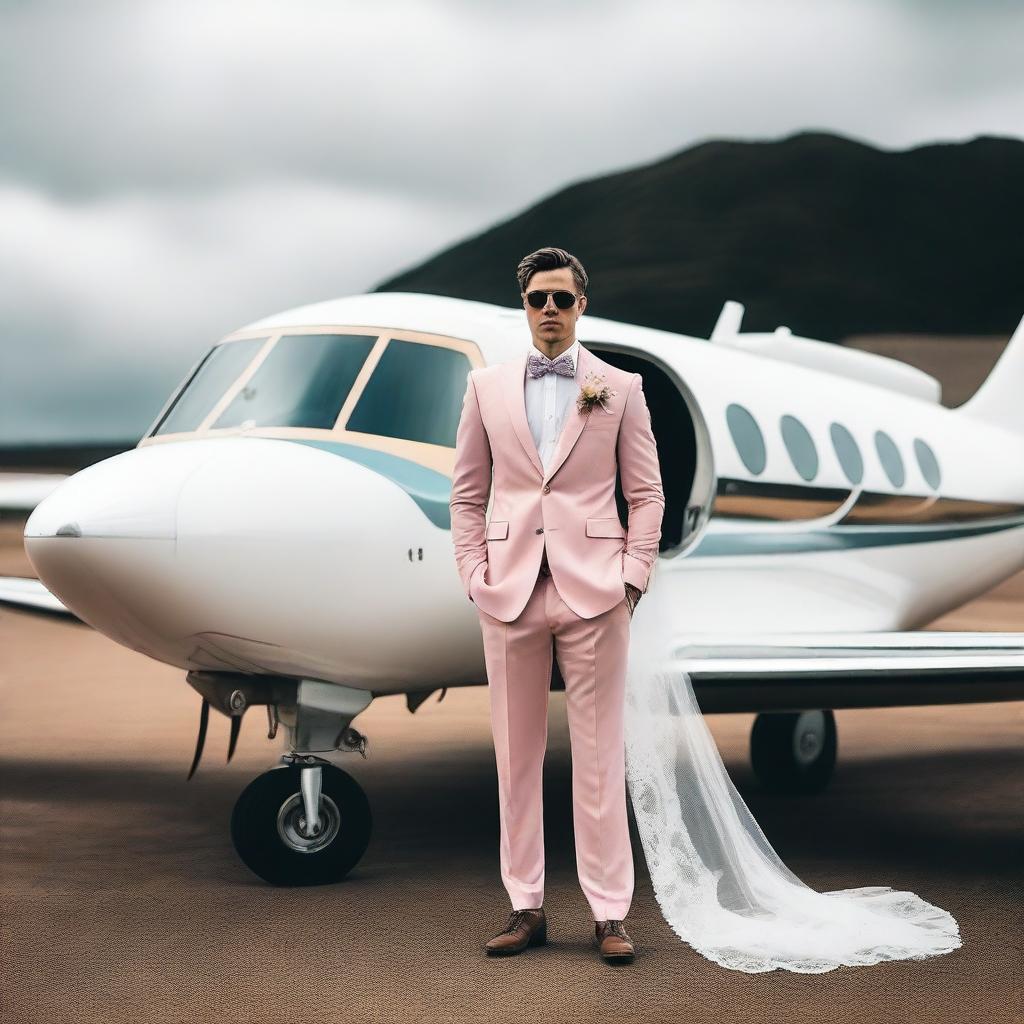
[725,403,766,475]
[830,423,863,485]
[345,339,473,447]
[914,439,941,490]
[780,414,818,481]
[213,333,377,430]
[153,337,268,436]
[874,430,905,488]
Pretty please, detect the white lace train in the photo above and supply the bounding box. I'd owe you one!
[623,571,963,973]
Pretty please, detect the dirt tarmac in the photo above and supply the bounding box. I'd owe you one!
[1,519,1022,1024]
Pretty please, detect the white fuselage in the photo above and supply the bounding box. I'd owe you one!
[23,292,1024,695]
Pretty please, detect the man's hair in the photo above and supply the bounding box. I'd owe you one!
[516,247,588,296]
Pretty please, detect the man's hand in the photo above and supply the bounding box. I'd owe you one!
[624,582,642,617]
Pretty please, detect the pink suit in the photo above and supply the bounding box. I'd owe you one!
[450,342,665,920]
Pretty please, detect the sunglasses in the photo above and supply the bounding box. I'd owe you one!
[525,289,579,310]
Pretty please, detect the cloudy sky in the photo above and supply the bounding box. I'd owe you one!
[2,0,1022,444]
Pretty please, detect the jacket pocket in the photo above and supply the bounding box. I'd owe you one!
[485,520,509,540]
[585,517,626,538]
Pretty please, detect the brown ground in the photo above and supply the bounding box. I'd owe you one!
[1,521,1022,1024]
[1,337,1022,1023]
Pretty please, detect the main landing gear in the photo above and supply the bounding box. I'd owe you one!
[749,709,837,793]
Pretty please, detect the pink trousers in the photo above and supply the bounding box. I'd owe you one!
[476,567,634,921]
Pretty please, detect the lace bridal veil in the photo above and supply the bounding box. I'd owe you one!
[622,570,963,973]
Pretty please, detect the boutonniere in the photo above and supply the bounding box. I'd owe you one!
[576,371,617,415]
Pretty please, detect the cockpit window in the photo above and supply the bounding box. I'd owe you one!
[153,336,268,436]
[212,333,377,430]
[345,338,472,447]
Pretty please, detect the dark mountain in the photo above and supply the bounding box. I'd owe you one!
[373,131,1023,341]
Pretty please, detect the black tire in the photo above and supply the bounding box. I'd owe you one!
[230,764,372,885]
[750,709,837,794]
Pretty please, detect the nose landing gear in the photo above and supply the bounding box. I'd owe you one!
[185,672,376,885]
[230,756,372,886]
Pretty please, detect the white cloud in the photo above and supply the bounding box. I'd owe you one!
[0,0,1022,442]
[3,0,1022,200]
[0,180,481,442]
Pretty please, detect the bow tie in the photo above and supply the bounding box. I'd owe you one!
[527,350,575,379]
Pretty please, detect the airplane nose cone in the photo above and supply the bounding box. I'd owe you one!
[20,436,424,674]
[25,442,210,542]
[22,442,218,648]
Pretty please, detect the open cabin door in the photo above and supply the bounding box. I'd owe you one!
[584,343,713,557]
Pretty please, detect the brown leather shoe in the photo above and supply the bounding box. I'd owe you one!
[594,919,635,963]
[484,907,547,956]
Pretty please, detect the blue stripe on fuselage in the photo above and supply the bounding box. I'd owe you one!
[283,438,452,528]
[281,439,1024,553]
[689,515,1024,556]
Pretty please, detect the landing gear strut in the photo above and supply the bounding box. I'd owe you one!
[185,672,375,885]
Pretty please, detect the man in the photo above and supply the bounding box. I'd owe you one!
[449,247,665,964]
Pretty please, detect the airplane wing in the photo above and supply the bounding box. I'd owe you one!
[0,473,68,511]
[675,631,1024,712]
[0,576,75,617]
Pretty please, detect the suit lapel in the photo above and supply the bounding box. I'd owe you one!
[543,343,594,484]
[502,343,595,484]
[504,353,544,477]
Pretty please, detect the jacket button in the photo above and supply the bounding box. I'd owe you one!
[535,527,544,534]
[542,484,550,493]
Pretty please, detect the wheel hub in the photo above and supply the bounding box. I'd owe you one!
[276,793,342,853]
[793,710,826,765]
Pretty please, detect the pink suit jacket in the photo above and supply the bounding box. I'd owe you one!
[450,342,665,622]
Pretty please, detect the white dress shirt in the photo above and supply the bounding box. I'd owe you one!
[524,338,581,473]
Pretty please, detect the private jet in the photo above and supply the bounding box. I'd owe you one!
[3,291,1024,886]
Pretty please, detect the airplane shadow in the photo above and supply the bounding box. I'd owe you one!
[1,741,1020,882]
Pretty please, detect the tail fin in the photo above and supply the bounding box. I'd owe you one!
[958,312,1024,432]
